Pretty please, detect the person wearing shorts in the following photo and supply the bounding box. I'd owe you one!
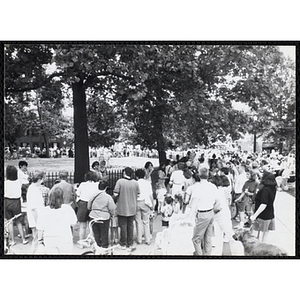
[235,170,259,228]
[5,165,28,246]
[250,172,277,242]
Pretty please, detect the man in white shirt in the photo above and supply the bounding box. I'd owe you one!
[233,163,248,228]
[135,169,153,245]
[185,168,221,256]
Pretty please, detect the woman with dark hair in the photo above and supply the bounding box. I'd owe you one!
[250,172,277,242]
[37,186,77,254]
[4,165,28,246]
[76,171,99,240]
[144,161,154,181]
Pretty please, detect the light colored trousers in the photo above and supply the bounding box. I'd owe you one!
[135,200,151,244]
[192,210,214,255]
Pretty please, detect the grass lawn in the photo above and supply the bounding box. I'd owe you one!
[4,156,159,173]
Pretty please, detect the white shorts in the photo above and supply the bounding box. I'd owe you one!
[157,188,167,203]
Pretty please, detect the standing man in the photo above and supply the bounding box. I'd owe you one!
[186,168,221,256]
[113,167,140,250]
[233,163,248,228]
[49,171,77,210]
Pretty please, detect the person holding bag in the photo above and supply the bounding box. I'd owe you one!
[88,181,116,249]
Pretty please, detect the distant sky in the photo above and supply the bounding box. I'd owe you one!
[278,46,295,61]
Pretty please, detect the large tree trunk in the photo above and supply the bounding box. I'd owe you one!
[72,80,90,183]
[41,133,50,158]
[155,102,167,166]
[36,98,50,158]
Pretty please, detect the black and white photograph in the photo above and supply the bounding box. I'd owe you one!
[2,42,297,258]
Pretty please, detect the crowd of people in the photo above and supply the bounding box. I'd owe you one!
[3,147,295,255]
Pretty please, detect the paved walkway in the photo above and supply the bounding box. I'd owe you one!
[7,190,295,256]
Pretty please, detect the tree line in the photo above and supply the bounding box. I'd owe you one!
[4,43,296,182]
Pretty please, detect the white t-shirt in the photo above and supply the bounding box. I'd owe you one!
[37,204,77,254]
[4,179,22,198]
[27,183,45,227]
[234,172,248,194]
[18,169,29,185]
[186,180,218,211]
[170,170,185,197]
[76,181,99,202]
[137,179,153,207]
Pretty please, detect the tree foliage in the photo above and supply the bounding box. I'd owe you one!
[5,43,296,180]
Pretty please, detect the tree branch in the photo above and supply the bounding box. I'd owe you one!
[6,71,65,93]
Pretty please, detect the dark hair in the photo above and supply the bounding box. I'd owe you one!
[220,167,229,175]
[124,167,133,177]
[193,173,201,182]
[144,161,153,169]
[85,171,98,182]
[210,175,222,187]
[165,195,173,205]
[98,181,109,190]
[221,175,230,187]
[135,169,145,179]
[49,186,64,209]
[92,161,100,169]
[18,160,28,168]
[59,170,68,180]
[261,172,277,187]
[6,165,18,181]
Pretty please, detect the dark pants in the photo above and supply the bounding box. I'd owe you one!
[118,215,135,247]
[92,219,110,248]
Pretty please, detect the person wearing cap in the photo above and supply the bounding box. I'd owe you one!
[49,171,76,210]
[185,168,221,256]
[113,167,140,250]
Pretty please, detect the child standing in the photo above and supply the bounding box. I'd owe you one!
[161,195,174,229]
[156,167,168,214]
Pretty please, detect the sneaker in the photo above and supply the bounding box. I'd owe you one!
[117,244,127,250]
[128,245,136,251]
[23,239,29,245]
